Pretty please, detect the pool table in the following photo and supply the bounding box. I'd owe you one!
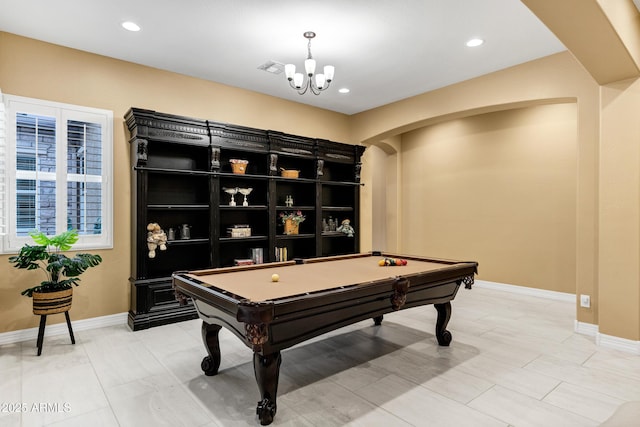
[172,251,477,425]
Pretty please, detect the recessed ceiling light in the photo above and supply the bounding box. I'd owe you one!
[122,21,141,32]
[466,38,484,47]
[338,88,350,94]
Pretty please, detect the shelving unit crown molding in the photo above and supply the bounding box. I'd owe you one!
[125,108,365,178]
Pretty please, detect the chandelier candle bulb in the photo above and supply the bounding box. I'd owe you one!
[284,64,296,80]
[324,65,334,82]
[305,58,316,76]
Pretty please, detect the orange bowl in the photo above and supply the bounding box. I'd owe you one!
[280,169,299,178]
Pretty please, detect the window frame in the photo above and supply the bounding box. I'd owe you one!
[2,94,113,253]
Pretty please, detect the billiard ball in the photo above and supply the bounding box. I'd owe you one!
[379,257,408,266]
[271,273,280,282]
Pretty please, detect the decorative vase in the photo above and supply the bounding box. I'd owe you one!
[32,288,73,315]
[284,219,299,235]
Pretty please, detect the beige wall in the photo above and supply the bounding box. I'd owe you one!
[0,32,353,333]
[401,104,577,293]
[354,51,599,320]
[598,78,640,338]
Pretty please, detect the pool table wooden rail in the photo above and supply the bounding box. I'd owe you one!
[173,254,476,353]
[172,252,477,425]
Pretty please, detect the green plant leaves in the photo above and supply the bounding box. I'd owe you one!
[9,229,102,297]
[29,229,79,251]
[8,245,49,270]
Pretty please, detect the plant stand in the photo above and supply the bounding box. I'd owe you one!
[36,312,75,356]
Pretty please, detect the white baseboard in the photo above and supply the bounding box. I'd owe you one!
[597,332,640,355]
[575,320,598,337]
[0,312,128,346]
[473,279,575,303]
[475,280,640,355]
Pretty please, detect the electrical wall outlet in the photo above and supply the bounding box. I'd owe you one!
[580,294,591,308]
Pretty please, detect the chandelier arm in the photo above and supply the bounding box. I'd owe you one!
[297,80,310,95]
[310,80,321,95]
[309,79,331,95]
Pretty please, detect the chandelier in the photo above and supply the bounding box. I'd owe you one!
[285,31,335,95]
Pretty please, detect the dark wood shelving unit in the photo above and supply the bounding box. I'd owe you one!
[125,107,365,330]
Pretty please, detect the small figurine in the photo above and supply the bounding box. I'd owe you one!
[285,195,294,207]
[146,222,168,258]
[337,219,355,237]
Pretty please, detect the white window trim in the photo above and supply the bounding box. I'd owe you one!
[0,91,5,238]
[2,93,113,253]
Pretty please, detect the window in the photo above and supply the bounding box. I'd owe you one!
[2,94,113,252]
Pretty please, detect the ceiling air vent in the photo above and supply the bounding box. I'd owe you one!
[258,61,285,74]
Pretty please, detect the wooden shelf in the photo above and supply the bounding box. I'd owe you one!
[166,238,209,245]
[276,205,315,211]
[275,233,316,240]
[322,206,354,211]
[219,205,268,210]
[148,204,209,210]
[135,166,212,176]
[220,235,269,243]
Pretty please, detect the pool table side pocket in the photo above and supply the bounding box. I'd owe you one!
[237,301,275,351]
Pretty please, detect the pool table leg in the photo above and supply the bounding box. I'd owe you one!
[200,322,222,376]
[434,302,453,346]
[254,351,281,426]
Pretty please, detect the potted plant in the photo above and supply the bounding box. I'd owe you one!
[9,229,103,314]
[279,211,306,235]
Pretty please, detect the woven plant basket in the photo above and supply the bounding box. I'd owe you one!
[32,288,73,315]
[284,219,299,235]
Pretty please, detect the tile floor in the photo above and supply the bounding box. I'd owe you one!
[2,286,640,427]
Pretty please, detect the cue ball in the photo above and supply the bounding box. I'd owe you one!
[271,273,280,282]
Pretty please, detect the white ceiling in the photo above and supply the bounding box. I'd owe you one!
[0,0,566,115]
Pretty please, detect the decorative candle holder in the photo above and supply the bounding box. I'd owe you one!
[223,187,239,206]
[238,188,253,206]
